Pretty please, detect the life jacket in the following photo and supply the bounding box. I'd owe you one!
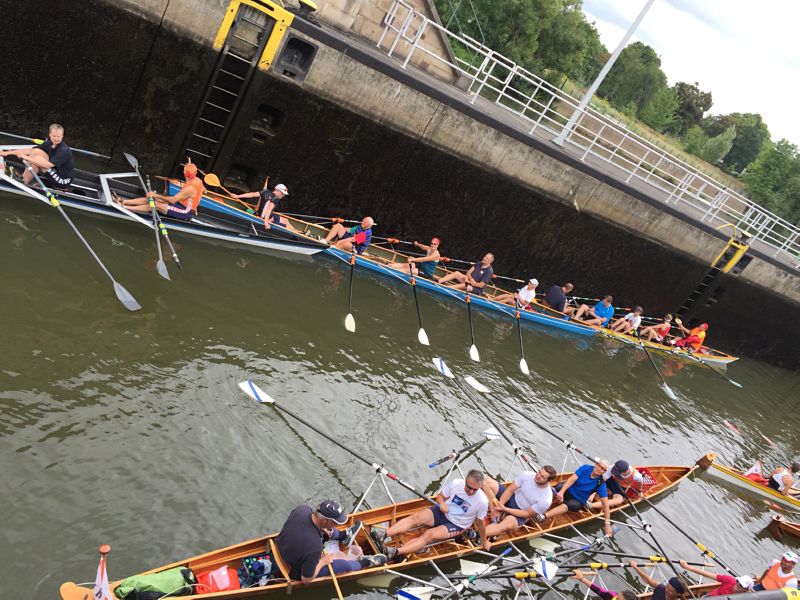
[614,469,643,492]
[688,327,706,351]
[179,177,204,213]
[762,563,796,590]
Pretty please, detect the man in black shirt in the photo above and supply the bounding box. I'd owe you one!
[232,182,296,231]
[543,282,574,313]
[0,123,74,189]
[274,500,385,583]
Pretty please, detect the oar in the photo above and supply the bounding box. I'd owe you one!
[201,172,239,198]
[677,349,742,388]
[0,131,110,159]
[345,252,357,332]
[442,547,513,599]
[465,292,480,361]
[514,299,530,375]
[239,380,437,506]
[324,548,345,600]
[143,177,170,281]
[123,153,182,270]
[635,333,678,400]
[7,164,141,311]
[409,263,429,345]
[428,429,501,469]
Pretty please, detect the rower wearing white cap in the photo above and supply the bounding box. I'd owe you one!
[755,551,799,590]
[232,182,296,231]
[678,559,755,596]
[493,278,539,308]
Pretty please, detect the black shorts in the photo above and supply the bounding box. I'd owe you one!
[554,483,585,512]
[40,170,71,191]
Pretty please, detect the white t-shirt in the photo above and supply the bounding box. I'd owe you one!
[512,471,553,514]
[623,312,642,330]
[441,479,489,529]
[517,286,536,305]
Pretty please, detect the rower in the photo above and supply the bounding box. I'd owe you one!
[608,306,643,334]
[542,282,573,313]
[481,465,556,538]
[767,462,800,497]
[537,459,614,538]
[274,499,386,584]
[386,237,440,278]
[369,469,491,561]
[754,551,799,590]
[669,320,708,352]
[436,253,494,295]
[572,295,615,328]
[640,314,673,343]
[0,123,74,189]
[628,562,688,600]
[493,278,538,308]
[678,559,755,596]
[573,569,638,600]
[117,159,203,220]
[588,459,643,509]
[324,216,374,254]
[232,182,296,231]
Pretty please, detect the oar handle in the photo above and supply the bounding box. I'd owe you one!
[428,439,487,468]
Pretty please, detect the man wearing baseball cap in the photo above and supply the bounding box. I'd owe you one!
[588,459,644,509]
[678,559,754,596]
[629,561,689,600]
[492,278,539,308]
[232,181,296,231]
[755,551,799,590]
[274,499,385,583]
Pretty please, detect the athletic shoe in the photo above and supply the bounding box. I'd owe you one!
[358,553,387,568]
[369,527,387,551]
[384,546,400,562]
[341,519,363,546]
[534,513,546,523]
[463,528,479,542]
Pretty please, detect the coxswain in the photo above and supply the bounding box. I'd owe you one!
[232,182,295,231]
[572,295,615,327]
[436,253,495,295]
[609,306,643,334]
[387,238,441,278]
[324,216,374,254]
[678,559,755,596]
[754,551,799,590]
[117,159,203,220]
[481,465,557,538]
[493,278,538,308]
[640,314,673,343]
[669,320,708,352]
[0,123,74,189]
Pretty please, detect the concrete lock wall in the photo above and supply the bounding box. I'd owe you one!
[1,0,798,367]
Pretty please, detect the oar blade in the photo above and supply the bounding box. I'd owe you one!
[238,380,276,404]
[662,383,679,401]
[460,559,494,576]
[345,313,356,332]
[122,152,139,170]
[464,376,490,394]
[730,379,743,389]
[469,344,480,362]
[156,259,171,281]
[113,282,142,312]
[483,427,502,440]
[432,357,454,379]
[417,328,430,346]
[397,586,435,600]
[519,357,530,375]
[357,573,399,588]
[533,559,558,581]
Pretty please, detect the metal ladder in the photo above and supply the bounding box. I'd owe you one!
[177,5,275,173]
[676,246,738,318]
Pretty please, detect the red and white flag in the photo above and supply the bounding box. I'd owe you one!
[93,554,113,600]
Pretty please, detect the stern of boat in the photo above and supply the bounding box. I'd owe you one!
[60,582,93,600]
[696,452,716,470]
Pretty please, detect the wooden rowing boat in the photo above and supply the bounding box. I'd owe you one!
[60,463,693,599]
[637,581,719,599]
[767,514,800,541]
[696,453,800,512]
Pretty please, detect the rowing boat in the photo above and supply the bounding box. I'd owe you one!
[60,463,693,599]
[767,515,800,541]
[696,453,800,512]
[637,582,719,599]
[0,158,326,256]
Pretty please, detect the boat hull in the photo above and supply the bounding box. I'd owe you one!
[596,327,738,366]
[768,515,800,541]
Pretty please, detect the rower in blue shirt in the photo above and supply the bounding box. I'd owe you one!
[572,294,615,327]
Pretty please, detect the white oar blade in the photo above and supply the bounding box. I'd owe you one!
[731,379,743,389]
[459,559,498,577]
[662,383,678,401]
[358,573,399,588]
[483,427,502,440]
[398,586,436,600]
[345,313,356,332]
[238,380,276,404]
[519,358,530,375]
[432,357,454,379]
[464,376,490,394]
[417,328,430,346]
[113,282,142,311]
[469,344,480,362]
[156,260,171,281]
[123,152,139,169]
[533,559,558,581]
[527,538,559,552]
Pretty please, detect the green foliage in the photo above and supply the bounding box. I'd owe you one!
[701,113,770,172]
[639,86,678,132]
[699,125,736,164]
[682,125,707,155]
[670,81,713,135]
[742,140,800,224]
[597,42,667,114]
[534,2,606,83]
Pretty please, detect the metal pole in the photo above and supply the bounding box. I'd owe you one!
[553,0,656,147]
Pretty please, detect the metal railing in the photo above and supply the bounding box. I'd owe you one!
[378,1,800,269]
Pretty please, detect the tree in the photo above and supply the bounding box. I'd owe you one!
[742,140,800,224]
[597,42,668,114]
[670,81,713,134]
[699,125,736,164]
[639,86,678,132]
[535,2,606,82]
[682,125,707,156]
[701,113,770,173]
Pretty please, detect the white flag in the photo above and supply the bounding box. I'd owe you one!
[94,555,113,600]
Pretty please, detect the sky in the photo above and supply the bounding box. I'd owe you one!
[581,0,800,146]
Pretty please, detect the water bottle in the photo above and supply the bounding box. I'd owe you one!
[257,557,272,586]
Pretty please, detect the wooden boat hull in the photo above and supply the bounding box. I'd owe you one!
[60,464,693,599]
[596,327,738,366]
[637,582,719,599]
[697,454,800,512]
[768,514,800,541]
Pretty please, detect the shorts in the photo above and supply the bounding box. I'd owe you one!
[428,505,465,537]
[166,202,194,220]
[606,478,625,498]
[268,213,282,224]
[554,483,586,512]
[768,478,781,491]
[497,485,527,526]
[40,170,72,191]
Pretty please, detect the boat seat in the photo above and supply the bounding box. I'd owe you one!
[268,539,296,591]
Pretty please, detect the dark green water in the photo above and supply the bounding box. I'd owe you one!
[1,192,799,599]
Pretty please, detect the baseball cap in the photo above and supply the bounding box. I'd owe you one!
[611,460,631,476]
[529,278,539,286]
[791,461,800,473]
[735,576,755,590]
[668,577,686,594]
[274,183,289,195]
[782,551,799,563]
[317,500,347,524]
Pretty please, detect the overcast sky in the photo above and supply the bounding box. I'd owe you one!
[582,0,800,146]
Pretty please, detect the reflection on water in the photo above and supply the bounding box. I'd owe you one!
[1,193,799,599]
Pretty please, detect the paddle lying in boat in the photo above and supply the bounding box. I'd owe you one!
[1,163,142,312]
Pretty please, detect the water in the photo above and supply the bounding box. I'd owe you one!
[1,192,799,599]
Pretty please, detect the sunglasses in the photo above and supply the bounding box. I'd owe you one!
[464,483,480,493]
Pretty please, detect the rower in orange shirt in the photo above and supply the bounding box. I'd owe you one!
[670,319,708,352]
[116,159,204,220]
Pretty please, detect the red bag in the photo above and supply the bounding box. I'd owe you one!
[196,566,240,593]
